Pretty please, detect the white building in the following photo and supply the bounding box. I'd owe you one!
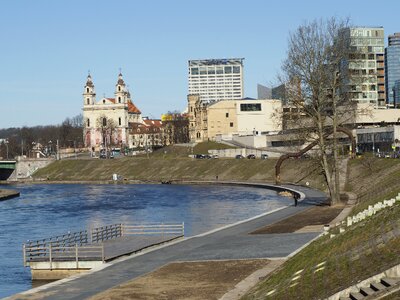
[82,73,142,149]
[188,58,244,103]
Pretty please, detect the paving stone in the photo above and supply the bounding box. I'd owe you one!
[359,287,375,296]
[370,282,387,291]
[381,277,400,287]
[349,291,365,299]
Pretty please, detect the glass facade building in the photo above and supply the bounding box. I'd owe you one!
[385,33,400,107]
[346,27,385,107]
[188,58,244,103]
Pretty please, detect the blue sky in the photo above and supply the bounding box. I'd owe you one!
[0,0,399,128]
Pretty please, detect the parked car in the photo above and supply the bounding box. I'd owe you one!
[261,154,269,159]
[195,154,205,159]
[235,154,244,159]
[247,154,256,159]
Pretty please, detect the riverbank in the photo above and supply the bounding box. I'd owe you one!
[0,189,20,201]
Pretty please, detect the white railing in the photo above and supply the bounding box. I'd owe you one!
[23,222,184,267]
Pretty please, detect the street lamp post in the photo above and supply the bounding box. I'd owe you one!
[5,139,9,160]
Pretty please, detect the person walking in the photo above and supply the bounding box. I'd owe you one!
[294,193,299,206]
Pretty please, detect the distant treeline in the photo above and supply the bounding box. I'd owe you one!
[0,114,83,159]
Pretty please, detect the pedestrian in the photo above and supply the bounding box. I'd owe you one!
[294,193,299,206]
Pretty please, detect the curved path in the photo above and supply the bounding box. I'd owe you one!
[13,183,327,300]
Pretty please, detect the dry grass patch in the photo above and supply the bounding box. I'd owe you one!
[89,260,271,300]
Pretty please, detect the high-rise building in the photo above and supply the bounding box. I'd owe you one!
[188,58,244,103]
[346,27,385,107]
[385,33,400,107]
[394,80,400,106]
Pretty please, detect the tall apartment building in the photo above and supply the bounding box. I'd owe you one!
[385,33,400,107]
[346,27,385,107]
[188,58,244,103]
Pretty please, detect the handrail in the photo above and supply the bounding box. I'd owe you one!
[23,222,184,267]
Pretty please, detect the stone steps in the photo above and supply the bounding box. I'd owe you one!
[338,277,400,300]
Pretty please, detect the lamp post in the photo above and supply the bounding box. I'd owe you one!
[5,139,9,160]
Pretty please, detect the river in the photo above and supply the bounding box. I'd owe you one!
[0,183,291,298]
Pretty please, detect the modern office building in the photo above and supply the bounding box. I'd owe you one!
[188,58,244,103]
[394,80,400,106]
[385,33,400,107]
[345,27,385,107]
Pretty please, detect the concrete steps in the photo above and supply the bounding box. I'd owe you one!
[338,277,400,299]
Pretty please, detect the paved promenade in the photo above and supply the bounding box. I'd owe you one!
[13,184,327,300]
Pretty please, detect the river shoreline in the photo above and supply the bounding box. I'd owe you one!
[0,188,20,201]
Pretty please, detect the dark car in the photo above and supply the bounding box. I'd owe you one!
[100,150,107,159]
[235,154,244,159]
[261,154,269,159]
[247,154,256,159]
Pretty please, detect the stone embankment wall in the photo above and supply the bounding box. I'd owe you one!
[9,158,54,180]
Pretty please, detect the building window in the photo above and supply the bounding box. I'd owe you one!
[103,99,106,104]
[87,98,90,105]
[118,97,121,103]
[226,113,229,118]
[87,88,89,93]
[240,103,262,111]
[87,119,90,127]
[230,122,234,127]
[103,118,107,127]
[119,117,121,126]
[118,86,121,92]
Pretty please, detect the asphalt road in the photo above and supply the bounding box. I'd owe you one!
[14,183,327,300]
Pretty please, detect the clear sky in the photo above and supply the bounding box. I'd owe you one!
[0,0,399,128]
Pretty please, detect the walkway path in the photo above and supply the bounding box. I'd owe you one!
[12,183,327,300]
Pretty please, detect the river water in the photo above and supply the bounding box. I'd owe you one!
[0,183,291,298]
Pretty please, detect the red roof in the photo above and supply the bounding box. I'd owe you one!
[144,119,163,127]
[128,100,141,114]
[106,98,116,103]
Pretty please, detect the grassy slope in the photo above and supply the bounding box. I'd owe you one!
[242,157,400,300]
[33,157,325,186]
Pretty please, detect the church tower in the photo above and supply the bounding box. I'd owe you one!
[115,72,127,104]
[83,74,96,106]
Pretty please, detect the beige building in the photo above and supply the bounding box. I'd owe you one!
[129,119,163,150]
[188,95,282,142]
[188,94,208,142]
[83,73,142,149]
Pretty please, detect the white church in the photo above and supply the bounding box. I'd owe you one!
[82,73,143,149]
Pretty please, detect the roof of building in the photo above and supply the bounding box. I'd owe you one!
[128,100,141,114]
[106,98,116,103]
[144,119,163,127]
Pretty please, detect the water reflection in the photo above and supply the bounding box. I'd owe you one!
[0,183,291,298]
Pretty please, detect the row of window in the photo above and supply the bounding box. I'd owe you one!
[190,66,241,75]
[86,117,123,127]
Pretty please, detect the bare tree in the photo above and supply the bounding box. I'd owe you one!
[280,17,359,205]
[96,115,116,148]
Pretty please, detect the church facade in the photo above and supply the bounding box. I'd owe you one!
[82,73,142,150]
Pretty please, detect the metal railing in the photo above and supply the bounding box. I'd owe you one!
[23,244,104,268]
[122,223,185,237]
[23,222,184,268]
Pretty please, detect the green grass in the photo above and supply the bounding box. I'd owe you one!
[242,201,400,299]
[242,156,400,299]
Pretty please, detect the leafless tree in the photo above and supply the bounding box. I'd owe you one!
[280,17,360,205]
[96,115,116,148]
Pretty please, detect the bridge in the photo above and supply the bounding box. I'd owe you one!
[0,160,16,180]
[23,222,185,280]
